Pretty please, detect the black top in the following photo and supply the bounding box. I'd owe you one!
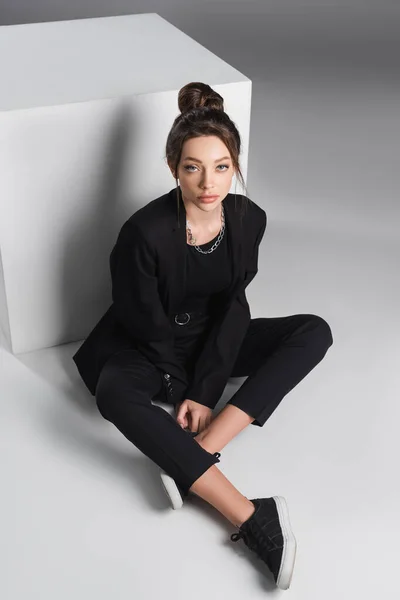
[172,221,232,371]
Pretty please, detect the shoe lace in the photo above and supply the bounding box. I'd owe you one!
[231,521,278,561]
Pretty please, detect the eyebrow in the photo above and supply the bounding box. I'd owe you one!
[183,156,231,163]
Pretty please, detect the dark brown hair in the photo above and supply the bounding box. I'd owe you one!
[165,82,250,227]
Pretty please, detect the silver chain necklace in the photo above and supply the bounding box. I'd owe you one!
[186,202,225,255]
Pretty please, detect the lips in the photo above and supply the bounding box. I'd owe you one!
[198,195,219,199]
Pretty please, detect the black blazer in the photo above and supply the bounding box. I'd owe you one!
[72,187,267,409]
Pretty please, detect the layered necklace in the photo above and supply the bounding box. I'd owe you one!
[186,201,225,255]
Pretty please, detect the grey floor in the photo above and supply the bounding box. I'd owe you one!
[2,2,399,599]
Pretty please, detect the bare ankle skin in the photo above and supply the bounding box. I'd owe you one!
[183,405,257,528]
[188,464,256,528]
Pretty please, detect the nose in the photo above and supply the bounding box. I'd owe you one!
[200,170,216,187]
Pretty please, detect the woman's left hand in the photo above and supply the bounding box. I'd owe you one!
[176,399,214,434]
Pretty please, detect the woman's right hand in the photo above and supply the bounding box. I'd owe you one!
[175,398,214,433]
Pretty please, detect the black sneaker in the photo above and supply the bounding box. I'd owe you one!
[230,496,297,590]
[160,451,222,509]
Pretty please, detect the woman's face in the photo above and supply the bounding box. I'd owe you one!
[171,135,235,213]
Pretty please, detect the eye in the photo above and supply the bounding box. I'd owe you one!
[183,164,230,172]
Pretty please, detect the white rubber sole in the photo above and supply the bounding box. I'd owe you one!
[272,496,297,590]
[160,471,184,510]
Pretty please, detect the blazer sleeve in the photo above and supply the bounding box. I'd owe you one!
[184,210,267,409]
[110,221,188,390]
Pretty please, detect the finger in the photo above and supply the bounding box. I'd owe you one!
[184,411,191,431]
[182,409,190,430]
[190,414,199,433]
[179,414,188,429]
[176,403,188,428]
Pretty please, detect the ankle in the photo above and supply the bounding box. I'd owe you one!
[236,499,256,528]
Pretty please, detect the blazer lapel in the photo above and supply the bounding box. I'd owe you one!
[165,187,246,315]
[167,188,188,315]
[223,192,246,301]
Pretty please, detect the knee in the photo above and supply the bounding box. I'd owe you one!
[95,366,118,420]
[95,362,151,421]
[95,389,109,422]
[307,314,334,351]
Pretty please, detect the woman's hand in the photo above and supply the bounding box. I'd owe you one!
[175,399,214,434]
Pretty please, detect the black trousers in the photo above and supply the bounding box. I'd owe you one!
[95,313,333,496]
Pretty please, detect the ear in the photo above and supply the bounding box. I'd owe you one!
[168,162,178,180]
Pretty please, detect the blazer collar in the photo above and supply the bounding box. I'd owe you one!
[166,187,245,314]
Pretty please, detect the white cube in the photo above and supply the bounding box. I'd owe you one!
[0,13,251,354]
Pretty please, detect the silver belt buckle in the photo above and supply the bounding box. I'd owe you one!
[174,312,190,325]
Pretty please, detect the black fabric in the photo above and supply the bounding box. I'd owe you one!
[95,313,333,495]
[72,188,267,408]
[172,226,232,374]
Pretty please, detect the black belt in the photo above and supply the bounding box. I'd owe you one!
[173,310,209,326]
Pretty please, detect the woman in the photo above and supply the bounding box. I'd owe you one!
[72,82,333,590]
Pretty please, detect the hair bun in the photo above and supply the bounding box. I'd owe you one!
[178,82,224,114]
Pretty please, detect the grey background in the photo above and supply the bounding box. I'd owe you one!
[1,0,398,239]
[1,2,399,599]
